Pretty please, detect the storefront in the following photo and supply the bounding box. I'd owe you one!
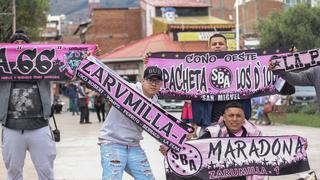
[106,61,142,83]
[101,58,144,83]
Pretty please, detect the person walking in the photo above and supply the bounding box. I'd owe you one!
[78,82,91,124]
[94,93,105,122]
[67,82,79,115]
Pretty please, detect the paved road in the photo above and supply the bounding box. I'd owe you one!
[0,110,319,180]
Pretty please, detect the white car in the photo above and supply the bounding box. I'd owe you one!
[290,86,317,105]
[158,99,184,111]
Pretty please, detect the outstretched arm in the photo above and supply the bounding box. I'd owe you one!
[277,67,316,86]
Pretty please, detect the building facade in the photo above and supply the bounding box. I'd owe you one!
[83,7,142,54]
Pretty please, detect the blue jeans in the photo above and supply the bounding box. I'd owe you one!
[100,144,155,180]
[70,98,79,114]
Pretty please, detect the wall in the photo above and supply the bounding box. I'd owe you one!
[85,8,142,53]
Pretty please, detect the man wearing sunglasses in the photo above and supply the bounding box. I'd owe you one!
[98,66,163,180]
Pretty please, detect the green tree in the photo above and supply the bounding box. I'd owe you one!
[0,0,13,41]
[0,0,50,42]
[258,3,320,50]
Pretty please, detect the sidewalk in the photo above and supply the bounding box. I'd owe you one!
[0,110,319,180]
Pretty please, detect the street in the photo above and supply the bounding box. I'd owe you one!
[0,110,319,180]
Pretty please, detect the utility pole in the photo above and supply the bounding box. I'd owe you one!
[13,0,16,34]
[235,0,240,50]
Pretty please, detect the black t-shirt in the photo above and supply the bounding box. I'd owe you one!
[5,82,48,130]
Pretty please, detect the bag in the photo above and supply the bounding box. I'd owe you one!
[51,105,60,142]
[52,129,60,142]
[263,103,273,113]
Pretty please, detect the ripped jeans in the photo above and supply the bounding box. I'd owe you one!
[100,144,155,180]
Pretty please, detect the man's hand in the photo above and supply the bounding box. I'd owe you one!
[268,60,276,71]
[159,145,169,155]
[290,46,298,53]
[269,47,298,71]
[186,133,193,140]
[159,133,194,156]
[143,52,152,64]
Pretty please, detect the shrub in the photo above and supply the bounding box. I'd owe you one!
[286,104,302,113]
[300,103,317,114]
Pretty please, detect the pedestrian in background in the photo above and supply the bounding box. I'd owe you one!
[262,94,281,125]
[67,82,79,116]
[94,92,105,122]
[78,82,91,124]
[252,96,267,124]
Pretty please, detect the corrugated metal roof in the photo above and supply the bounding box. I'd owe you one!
[99,33,212,61]
[143,0,210,7]
[152,16,235,33]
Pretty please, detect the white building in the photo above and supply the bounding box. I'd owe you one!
[41,14,66,40]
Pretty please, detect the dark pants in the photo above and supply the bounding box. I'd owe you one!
[79,106,89,123]
[70,98,79,115]
[79,98,89,123]
[95,104,105,122]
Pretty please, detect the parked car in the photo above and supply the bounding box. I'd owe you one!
[158,99,184,111]
[290,86,317,105]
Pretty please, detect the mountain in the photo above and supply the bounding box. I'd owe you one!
[50,0,139,23]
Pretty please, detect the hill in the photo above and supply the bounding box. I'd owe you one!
[50,0,139,23]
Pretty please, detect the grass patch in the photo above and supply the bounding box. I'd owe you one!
[270,113,320,128]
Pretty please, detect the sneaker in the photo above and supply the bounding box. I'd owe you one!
[85,122,92,124]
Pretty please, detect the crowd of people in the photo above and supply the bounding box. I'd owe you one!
[0,30,316,180]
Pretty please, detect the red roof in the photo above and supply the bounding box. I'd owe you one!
[143,0,210,7]
[99,33,212,60]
